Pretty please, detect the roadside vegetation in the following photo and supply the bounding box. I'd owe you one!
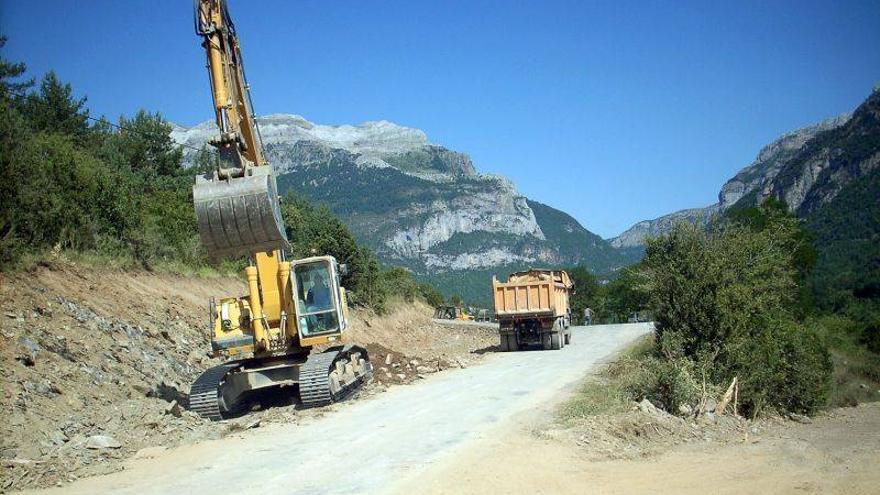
[566,198,879,420]
[0,40,438,314]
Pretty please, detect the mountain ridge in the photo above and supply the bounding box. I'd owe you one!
[172,114,635,303]
[609,110,856,248]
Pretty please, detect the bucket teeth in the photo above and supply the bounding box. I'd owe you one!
[193,167,290,258]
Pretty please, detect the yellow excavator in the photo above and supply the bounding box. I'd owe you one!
[188,0,372,420]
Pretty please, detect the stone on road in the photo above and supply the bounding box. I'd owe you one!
[36,323,651,495]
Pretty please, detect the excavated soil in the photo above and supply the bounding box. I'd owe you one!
[0,263,498,492]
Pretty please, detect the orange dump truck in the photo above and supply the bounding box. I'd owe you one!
[492,269,574,351]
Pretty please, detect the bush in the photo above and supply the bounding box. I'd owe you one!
[642,214,832,416]
[863,320,880,354]
[641,357,703,413]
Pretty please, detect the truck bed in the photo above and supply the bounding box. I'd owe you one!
[492,277,569,320]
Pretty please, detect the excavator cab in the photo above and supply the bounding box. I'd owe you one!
[291,256,349,341]
[194,167,289,259]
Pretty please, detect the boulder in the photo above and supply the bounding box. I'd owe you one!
[164,400,182,418]
[85,435,121,450]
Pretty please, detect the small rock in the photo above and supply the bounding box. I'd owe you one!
[132,383,152,396]
[49,431,68,445]
[379,367,388,373]
[133,446,167,460]
[678,403,693,416]
[164,400,182,418]
[788,413,812,424]
[227,418,261,432]
[395,373,406,380]
[416,365,433,374]
[4,311,16,318]
[409,359,420,366]
[704,398,717,413]
[637,398,664,416]
[859,383,868,390]
[85,435,121,450]
[384,354,393,365]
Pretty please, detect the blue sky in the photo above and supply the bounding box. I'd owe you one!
[2,0,878,238]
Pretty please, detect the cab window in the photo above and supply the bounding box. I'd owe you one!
[294,261,339,336]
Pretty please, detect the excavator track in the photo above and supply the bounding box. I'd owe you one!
[188,362,241,421]
[300,345,372,408]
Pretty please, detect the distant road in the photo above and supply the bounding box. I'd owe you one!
[33,323,653,495]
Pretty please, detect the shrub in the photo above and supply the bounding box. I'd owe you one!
[642,214,832,416]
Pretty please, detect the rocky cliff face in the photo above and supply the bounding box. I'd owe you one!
[719,114,851,209]
[762,90,880,215]
[172,115,629,289]
[609,205,720,248]
[609,97,866,248]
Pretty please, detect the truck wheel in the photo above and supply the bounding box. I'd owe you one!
[550,332,562,350]
[499,334,509,352]
[564,331,572,345]
[542,333,552,350]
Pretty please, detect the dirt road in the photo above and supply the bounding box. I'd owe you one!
[24,323,651,495]
[402,400,880,495]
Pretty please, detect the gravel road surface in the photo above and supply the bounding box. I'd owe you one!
[31,323,651,495]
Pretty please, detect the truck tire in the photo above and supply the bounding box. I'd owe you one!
[564,331,572,345]
[550,332,562,350]
[499,334,509,352]
[542,333,552,350]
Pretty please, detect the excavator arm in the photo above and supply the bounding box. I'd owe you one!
[187,1,371,421]
[195,0,264,174]
[193,0,288,258]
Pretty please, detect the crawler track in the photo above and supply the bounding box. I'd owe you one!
[300,345,372,408]
[188,362,241,421]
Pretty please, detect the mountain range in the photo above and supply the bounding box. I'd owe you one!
[172,88,879,304]
[610,89,879,248]
[171,115,636,303]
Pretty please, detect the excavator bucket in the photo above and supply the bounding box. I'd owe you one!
[193,167,290,258]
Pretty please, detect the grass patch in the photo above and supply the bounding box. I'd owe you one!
[559,335,655,422]
[2,249,245,279]
[813,314,880,407]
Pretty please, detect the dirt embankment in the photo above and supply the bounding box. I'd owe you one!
[0,263,498,492]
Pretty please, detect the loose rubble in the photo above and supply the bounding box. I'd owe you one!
[0,264,498,492]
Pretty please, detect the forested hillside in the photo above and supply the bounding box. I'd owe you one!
[0,44,439,313]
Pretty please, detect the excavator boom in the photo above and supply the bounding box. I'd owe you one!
[193,0,288,257]
[188,0,372,420]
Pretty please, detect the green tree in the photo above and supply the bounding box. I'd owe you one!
[0,37,32,99]
[642,221,832,416]
[281,193,386,311]
[101,110,184,178]
[23,71,91,144]
[726,197,818,314]
[604,266,649,323]
[568,265,601,323]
